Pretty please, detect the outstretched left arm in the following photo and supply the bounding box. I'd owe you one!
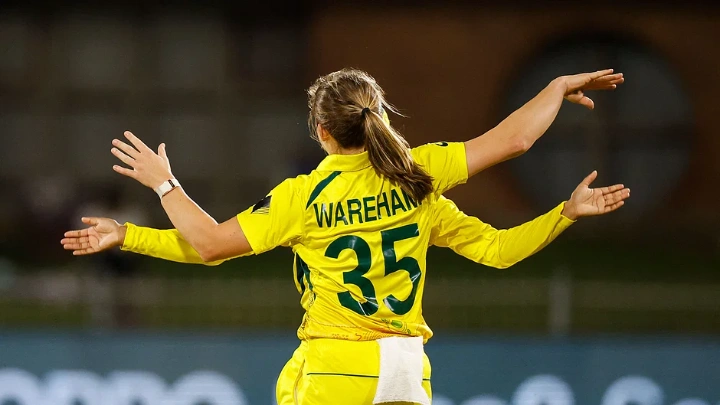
[430,171,629,268]
[64,132,304,263]
[120,223,233,266]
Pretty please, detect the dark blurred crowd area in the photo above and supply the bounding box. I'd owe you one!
[1,1,719,279]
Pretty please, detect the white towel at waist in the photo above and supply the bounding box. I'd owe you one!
[373,336,430,405]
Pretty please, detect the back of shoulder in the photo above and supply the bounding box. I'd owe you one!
[411,141,448,158]
[411,141,464,164]
[263,175,312,217]
[411,142,468,195]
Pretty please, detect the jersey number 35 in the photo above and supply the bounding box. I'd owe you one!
[325,223,421,316]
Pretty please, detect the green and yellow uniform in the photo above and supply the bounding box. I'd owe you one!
[122,142,574,404]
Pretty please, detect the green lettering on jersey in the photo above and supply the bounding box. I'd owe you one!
[402,189,418,209]
[390,189,406,215]
[376,191,391,219]
[313,203,334,228]
[363,196,377,222]
[334,201,349,226]
[347,199,363,224]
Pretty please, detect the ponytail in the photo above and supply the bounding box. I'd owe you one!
[307,68,433,201]
[363,110,434,202]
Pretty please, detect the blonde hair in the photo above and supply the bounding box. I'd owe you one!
[307,68,433,202]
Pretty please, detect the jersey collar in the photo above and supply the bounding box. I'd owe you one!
[316,152,372,172]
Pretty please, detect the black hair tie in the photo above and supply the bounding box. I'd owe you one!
[361,107,371,117]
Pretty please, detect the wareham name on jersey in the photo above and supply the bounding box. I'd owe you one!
[312,188,419,228]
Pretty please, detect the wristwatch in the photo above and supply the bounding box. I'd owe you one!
[154,179,180,199]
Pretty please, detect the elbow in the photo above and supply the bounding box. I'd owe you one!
[197,244,223,264]
[495,262,515,270]
[199,251,221,264]
[512,136,532,155]
[474,260,513,270]
[483,261,514,270]
[483,250,516,269]
[195,226,229,264]
[469,254,514,269]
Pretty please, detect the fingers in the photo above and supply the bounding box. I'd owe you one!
[589,68,614,79]
[124,131,151,153]
[579,72,624,92]
[579,96,595,110]
[113,164,137,179]
[158,143,168,159]
[603,187,630,205]
[111,147,135,167]
[580,170,598,187]
[61,236,89,245]
[603,200,625,213]
[61,240,82,248]
[594,73,624,83]
[73,248,98,256]
[592,81,621,90]
[64,219,98,238]
[112,138,140,159]
[586,73,624,91]
[64,228,89,238]
[62,241,91,250]
[566,92,595,109]
[599,187,630,214]
[60,235,98,255]
[599,184,625,194]
[81,217,99,226]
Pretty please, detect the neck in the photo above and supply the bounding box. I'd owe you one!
[334,146,365,155]
[324,141,365,155]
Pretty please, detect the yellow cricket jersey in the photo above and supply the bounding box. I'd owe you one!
[234,142,468,342]
[121,142,575,343]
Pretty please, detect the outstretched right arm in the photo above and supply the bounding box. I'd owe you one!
[411,70,625,194]
[463,70,624,177]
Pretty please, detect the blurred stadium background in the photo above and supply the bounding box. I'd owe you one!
[0,1,719,404]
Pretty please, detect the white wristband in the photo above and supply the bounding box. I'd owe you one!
[154,179,180,199]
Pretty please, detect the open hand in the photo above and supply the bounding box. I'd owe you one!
[562,171,630,220]
[111,131,173,189]
[61,217,125,255]
[561,69,624,110]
